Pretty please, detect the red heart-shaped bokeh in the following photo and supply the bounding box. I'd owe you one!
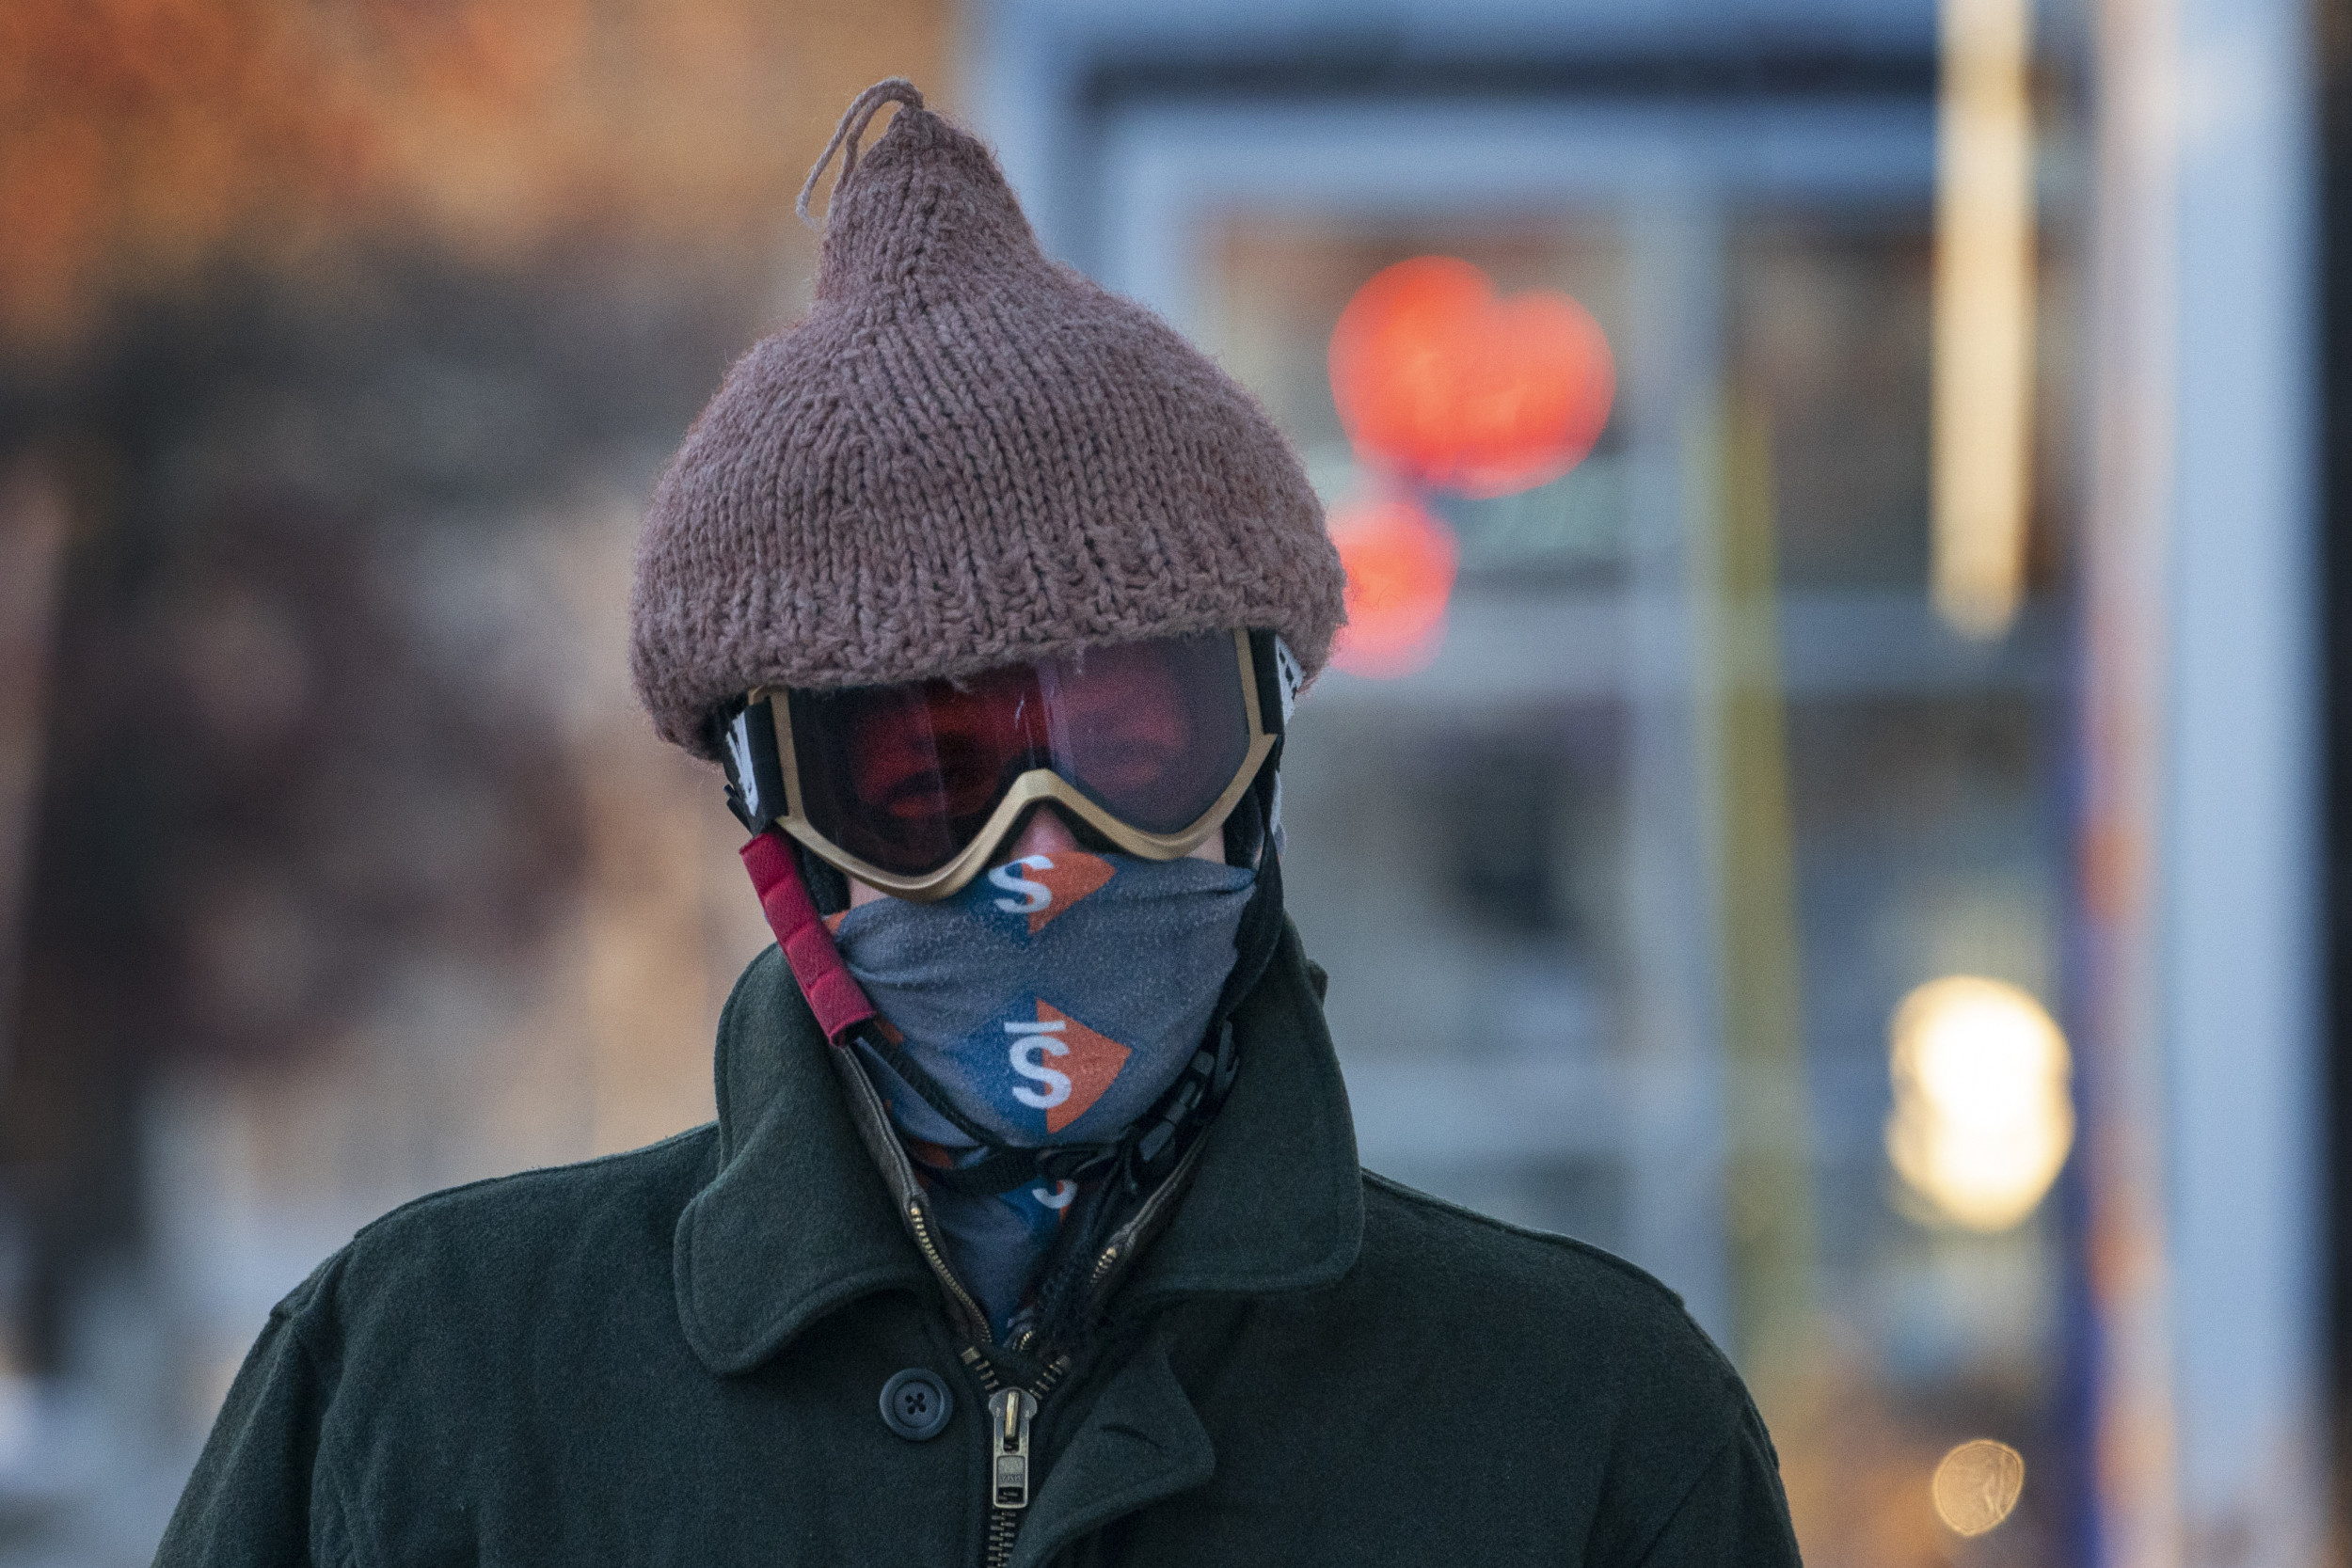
[1329,257,1614,499]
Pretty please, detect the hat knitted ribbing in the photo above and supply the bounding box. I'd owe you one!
[630,80,1345,760]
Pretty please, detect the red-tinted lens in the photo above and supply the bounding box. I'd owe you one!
[786,634,1254,879]
[847,664,1037,824]
[1042,638,1245,833]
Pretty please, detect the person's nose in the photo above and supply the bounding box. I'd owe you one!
[1007,805,1081,860]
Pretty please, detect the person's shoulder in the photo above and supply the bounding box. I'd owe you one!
[1349,1181,1798,1561]
[280,1124,721,1346]
[356,1120,718,1239]
[1359,1169,1698,1311]
[1353,1169,1748,1413]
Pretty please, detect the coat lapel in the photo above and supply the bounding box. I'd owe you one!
[1116,922,1365,1310]
[673,947,930,1375]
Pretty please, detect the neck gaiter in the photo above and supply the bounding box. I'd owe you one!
[832,847,1254,1338]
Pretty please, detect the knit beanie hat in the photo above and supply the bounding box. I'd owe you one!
[630,80,1346,760]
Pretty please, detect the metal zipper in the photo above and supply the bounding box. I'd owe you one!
[988,1391,1037,1508]
[907,1196,992,1347]
[833,1046,1095,1567]
[834,1045,1213,1568]
[1001,1132,1212,1359]
[963,1346,1072,1568]
[831,1046,994,1345]
[1081,1133,1211,1305]
[972,1135,1210,1565]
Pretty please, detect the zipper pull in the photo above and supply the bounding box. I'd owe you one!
[987,1389,1038,1510]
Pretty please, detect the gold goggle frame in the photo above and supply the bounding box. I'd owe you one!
[758,628,1278,903]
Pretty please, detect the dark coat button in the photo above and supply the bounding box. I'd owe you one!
[879,1368,953,1440]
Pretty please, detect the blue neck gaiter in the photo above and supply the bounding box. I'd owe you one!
[833,848,1254,1338]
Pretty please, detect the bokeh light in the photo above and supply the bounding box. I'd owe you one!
[1327,256,1614,499]
[1885,975,2074,1231]
[1930,1438,2026,1535]
[1326,493,1458,677]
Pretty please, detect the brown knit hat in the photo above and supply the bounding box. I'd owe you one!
[629,80,1345,760]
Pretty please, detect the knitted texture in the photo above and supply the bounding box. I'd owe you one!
[631,82,1346,759]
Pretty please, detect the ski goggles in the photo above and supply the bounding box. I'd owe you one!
[722,629,1295,902]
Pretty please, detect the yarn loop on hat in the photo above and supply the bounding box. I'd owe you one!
[796,77,924,227]
[631,79,1346,760]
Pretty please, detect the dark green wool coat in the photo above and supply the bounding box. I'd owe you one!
[160,927,1801,1566]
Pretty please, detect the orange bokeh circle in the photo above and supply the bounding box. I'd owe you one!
[1329,256,1614,499]
[1327,493,1459,678]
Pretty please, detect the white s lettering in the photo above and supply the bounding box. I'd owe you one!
[1006,1021,1072,1108]
[989,855,1055,914]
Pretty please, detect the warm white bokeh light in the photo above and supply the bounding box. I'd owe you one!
[1931,0,2036,638]
[1886,975,2074,1231]
[1931,1438,2026,1535]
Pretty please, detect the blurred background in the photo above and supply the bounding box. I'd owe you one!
[0,0,2331,1561]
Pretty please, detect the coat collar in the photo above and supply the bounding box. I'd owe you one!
[673,923,1364,1374]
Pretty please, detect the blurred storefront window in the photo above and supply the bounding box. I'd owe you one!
[1024,33,2086,1566]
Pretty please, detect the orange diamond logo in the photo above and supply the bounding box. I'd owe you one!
[1035,998,1130,1133]
[1025,853,1115,934]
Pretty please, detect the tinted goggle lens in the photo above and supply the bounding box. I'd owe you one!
[781,632,1263,882]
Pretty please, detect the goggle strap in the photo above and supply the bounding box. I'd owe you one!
[1204,752,1287,1031]
[740,827,877,1046]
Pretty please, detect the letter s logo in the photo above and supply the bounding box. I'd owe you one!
[1005,1020,1071,1108]
[989,855,1055,914]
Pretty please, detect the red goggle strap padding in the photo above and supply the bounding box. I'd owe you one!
[740,827,876,1048]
